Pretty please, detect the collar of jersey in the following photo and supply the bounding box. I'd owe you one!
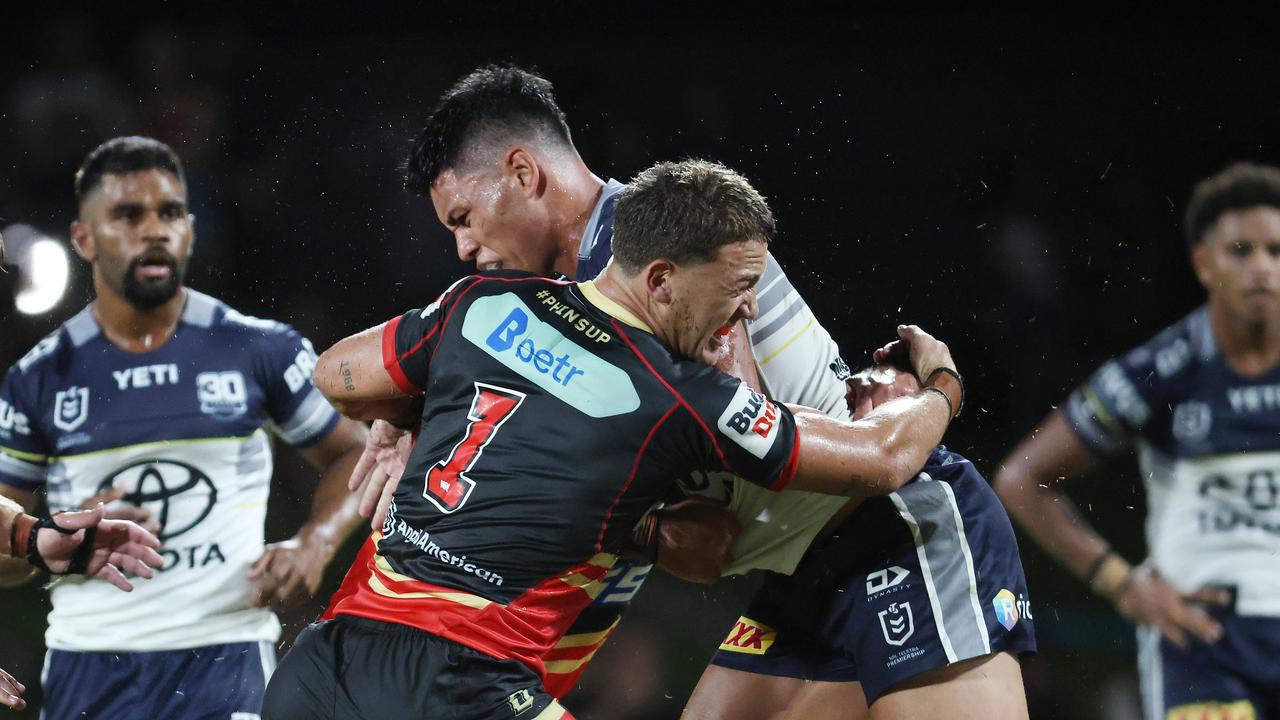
[576,280,652,333]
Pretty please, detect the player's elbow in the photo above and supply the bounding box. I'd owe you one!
[841,448,918,497]
[993,456,1030,507]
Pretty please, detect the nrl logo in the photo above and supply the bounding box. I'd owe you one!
[878,601,915,646]
[53,386,90,432]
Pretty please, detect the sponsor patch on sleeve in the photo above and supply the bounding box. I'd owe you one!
[718,616,776,655]
[717,382,783,460]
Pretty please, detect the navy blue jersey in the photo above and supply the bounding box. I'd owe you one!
[323,271,800,688]
[1063,306,1280,616]
[0,289,339,651]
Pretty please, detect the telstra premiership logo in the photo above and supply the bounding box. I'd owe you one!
[462,294,639,418]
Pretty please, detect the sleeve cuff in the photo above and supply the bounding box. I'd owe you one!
[381,316,421,396]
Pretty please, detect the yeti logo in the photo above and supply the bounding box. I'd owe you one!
[878,602,915,646]
[53,387,90,432]
[98,460,217,540]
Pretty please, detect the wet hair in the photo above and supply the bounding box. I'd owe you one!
[612,159,775,273]
[404,64,574,194]
[74,136,185,205]
[1185,162,1280,247]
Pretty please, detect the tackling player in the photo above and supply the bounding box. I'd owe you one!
[352,65,1035,718]
[996,162,1280,719]
[263,159,964,719]
[0,137,369,719]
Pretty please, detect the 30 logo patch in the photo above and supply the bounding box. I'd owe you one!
[717,383,782,460]
[718,616,776,655]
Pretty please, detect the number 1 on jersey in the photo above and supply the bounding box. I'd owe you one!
[424,383,526,513]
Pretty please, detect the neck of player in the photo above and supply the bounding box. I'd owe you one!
[93,281,186,354]
[548,156,605,279]
[1210,299,1280,376]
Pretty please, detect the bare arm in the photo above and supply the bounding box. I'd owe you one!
[248,416,369,611]
[994,411,1107,576]
[314,323,420,426]
[995,410,1227,647]
[785,325,961,497]
[0,485,38,586]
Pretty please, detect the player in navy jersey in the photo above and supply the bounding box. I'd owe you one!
[262,159,965,720]
[997,162,1280,719]
[0,137,369,719]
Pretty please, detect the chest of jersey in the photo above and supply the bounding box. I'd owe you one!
[34,339,276,458]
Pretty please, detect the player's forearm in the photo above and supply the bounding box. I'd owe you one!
[789,389,951,497]
[298,446,365,558]
[315,323,415,423]
[0,495,36,585]
[994,460,1111,580]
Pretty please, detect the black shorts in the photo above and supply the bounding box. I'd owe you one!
[262,616,572,720]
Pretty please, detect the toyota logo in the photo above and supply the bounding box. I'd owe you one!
[98,460,217,541]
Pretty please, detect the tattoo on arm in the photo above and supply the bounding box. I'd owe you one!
[339,360,356,392]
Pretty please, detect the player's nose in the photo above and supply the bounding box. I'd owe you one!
[455,232,480,263]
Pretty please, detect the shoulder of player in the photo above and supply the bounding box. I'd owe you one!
[7,306,89,378]
[192,289,297,341]
[1115,305,1208,383]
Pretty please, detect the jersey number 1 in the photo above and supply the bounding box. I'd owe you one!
[424,383,526,513]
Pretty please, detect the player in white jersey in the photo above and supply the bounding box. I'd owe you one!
[0,137,368,719]
[348,65,1033,718]
[996,162,1280,719]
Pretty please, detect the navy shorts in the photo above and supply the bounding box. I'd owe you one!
[42,641,276,720]
[1138,599,1280,720]
[710,447,1036,703]
[262,616,571,720]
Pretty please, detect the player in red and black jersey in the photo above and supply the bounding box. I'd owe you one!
[261,160,963,720]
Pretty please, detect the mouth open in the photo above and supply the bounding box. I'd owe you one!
[479,261,503,271]
[133,251,177,281]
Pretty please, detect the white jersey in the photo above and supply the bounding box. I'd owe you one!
[0,290,340,650]
[1064,306,1280,616]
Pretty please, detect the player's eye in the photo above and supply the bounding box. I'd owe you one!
[111,205,144,223]
[1268,243,1280,258]
[1231,242,1252,257]
[158,203,186,220]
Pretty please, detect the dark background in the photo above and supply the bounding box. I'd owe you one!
[2,5,1277,718]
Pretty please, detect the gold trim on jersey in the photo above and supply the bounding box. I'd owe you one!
[577,281,652,333]
[758,317,816,366]
[48,430,266,462]
[366,533,495,610]
[0,446,47,464]
[552,617,620,649]
[1081,386,1127,437]
[554,552,617,601]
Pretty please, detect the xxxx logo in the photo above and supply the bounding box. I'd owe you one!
[718,617,776,656]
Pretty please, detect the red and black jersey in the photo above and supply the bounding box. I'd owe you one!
[324,270,799,685]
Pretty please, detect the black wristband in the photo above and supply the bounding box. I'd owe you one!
[922,386,954,419]
[26,515,95,575]
[925,367,965,418]
[1083,549,1114,586]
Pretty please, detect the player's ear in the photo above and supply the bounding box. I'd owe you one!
[644,259,676,306]
[506,148,544,199]
[70,220,95,263]
[186,213,197,259]
[1190,241,1211,288]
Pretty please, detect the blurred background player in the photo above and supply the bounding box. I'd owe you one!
[0,493,165,712]
[996,162,1280,720]
[266,158,963,720]
[0,136,368,719]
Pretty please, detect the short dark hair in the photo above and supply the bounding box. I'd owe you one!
[1185,162,1280,247]
[75,136,185,204]
[404,65,574,194]
[612,160,775,273]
